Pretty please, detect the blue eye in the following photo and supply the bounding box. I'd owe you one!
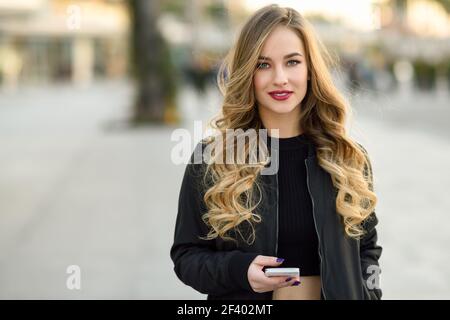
[256,60,301,69]
[288,60,301,66]
[257,62,269,69]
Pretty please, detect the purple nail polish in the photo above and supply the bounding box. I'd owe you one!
[285,278,292,282]
[276,258,284,263]
[292,281,300,286]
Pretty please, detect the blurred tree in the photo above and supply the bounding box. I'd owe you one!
[413,59,437,90]
[129,0,178,124]
[433,0,450,12]
[160,0,185,17]
[390,0,450,13]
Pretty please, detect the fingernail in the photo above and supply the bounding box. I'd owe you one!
[276,258,284,263]
[292,281,300,286]
[285,278,292,282]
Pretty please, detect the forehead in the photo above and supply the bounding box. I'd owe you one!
[260,25,305,57]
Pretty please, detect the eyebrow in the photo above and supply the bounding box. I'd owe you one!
[258,52,303,61]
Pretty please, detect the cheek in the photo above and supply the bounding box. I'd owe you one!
[253,74,261,88]
[253,72,271,89]
[253,74,267,95]
[293,67,309,85]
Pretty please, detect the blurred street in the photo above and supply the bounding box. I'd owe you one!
[0,80,449,299]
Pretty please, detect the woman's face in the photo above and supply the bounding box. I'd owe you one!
[253,25,309,117]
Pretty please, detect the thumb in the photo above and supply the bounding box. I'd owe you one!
[254,255,284,267]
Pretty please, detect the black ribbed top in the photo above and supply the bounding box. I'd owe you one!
[270,133,321,276]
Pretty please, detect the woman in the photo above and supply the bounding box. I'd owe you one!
[170,4,382,300]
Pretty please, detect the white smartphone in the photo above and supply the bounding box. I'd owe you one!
[264,267,300,277]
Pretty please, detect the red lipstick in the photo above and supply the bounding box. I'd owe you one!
[268,90,293,101]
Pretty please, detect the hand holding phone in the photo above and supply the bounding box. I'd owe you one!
[264,267,300,278]
[247,256,301,293]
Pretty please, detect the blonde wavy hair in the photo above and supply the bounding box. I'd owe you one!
[199,4,377,244]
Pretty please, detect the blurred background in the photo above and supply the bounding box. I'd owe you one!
[0,0,449,299]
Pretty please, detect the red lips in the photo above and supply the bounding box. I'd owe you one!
[268,90,293,94]
[268,90,293,101]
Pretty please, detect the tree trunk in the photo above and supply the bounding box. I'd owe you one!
[129,0,176,124]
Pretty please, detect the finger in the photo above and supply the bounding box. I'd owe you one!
[264,276,291,288]
[276,277,296,289]
[279,278,302,289]
[254,256,285,267]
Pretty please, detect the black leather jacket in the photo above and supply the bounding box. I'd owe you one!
[170,138,382,300]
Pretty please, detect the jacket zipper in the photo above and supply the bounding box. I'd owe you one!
[305,159,327,300]
[275,173,279,256]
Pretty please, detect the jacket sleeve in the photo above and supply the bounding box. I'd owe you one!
[360,213,382,300]
[358,143,383,300]
[170,142,259,296]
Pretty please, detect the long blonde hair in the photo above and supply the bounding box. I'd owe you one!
[199,4,377,244]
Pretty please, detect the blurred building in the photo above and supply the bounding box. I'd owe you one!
[0,0,129,89]
[374,0,450,60]
[377,0,450,37]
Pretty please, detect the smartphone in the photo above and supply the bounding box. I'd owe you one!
[264,267,300,277]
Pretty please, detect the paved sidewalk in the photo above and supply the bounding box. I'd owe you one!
[0,81,448,299]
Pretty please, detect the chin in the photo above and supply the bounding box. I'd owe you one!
[266,102,300,114]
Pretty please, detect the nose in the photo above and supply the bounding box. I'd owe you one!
[273,65,288,86]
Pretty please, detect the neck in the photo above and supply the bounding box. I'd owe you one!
[259,105,303,138]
